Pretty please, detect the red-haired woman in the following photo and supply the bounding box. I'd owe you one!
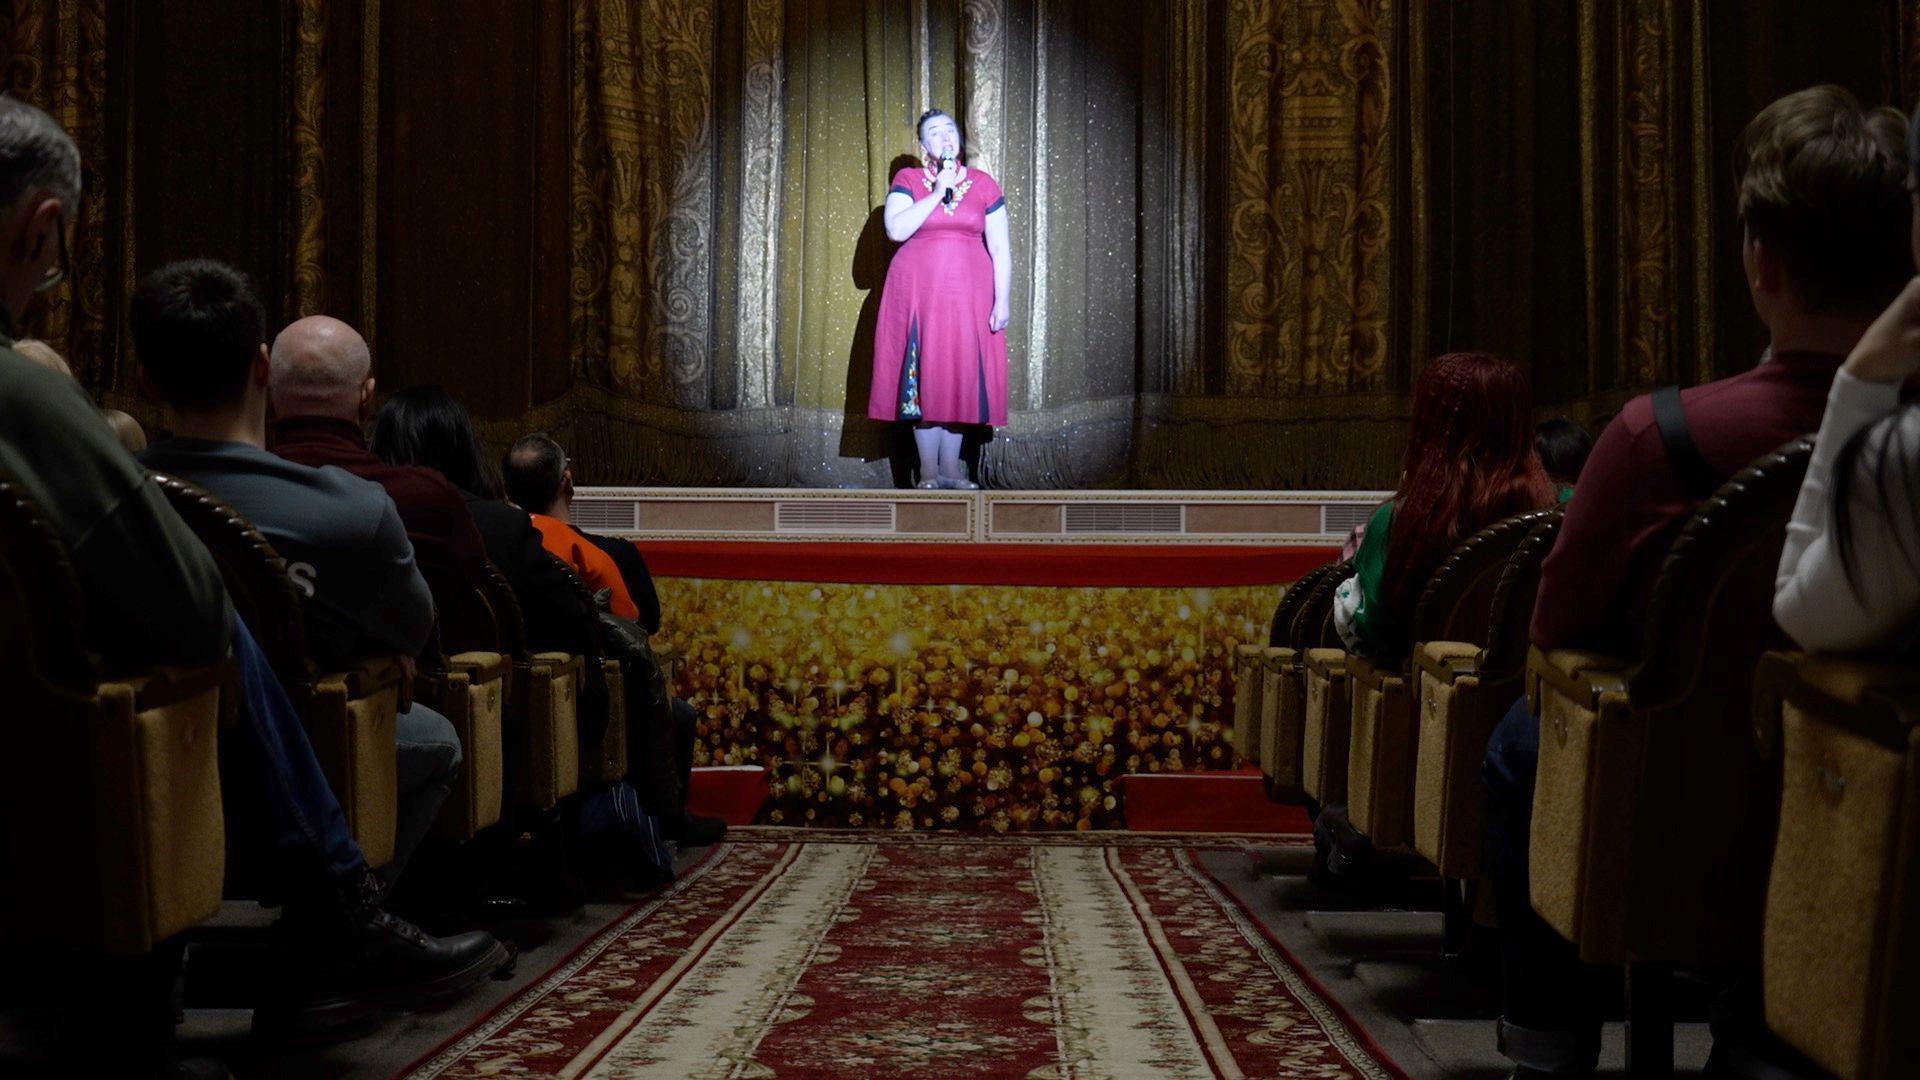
[1333,353,1558,660]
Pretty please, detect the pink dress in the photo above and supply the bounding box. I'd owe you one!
[867,165,1008,426]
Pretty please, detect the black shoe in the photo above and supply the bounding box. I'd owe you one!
[670,812,727,847]
[268,870,514,1021]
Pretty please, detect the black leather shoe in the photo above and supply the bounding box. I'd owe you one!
[271,870,514,1019]
[670,812,728,847]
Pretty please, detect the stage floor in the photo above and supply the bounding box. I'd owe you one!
[575,486,1388,546]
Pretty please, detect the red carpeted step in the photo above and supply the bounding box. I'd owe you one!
[1119,767,1312,833]
[687,766,769,826]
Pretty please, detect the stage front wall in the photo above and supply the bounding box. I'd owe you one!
[658,577,1280,831]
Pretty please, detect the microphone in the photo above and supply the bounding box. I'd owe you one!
[941,155,956,206]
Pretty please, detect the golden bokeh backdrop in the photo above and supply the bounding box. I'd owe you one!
[656,578,1281,831]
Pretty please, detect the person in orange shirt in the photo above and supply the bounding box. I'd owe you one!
[501,433,725,848]
[503,434,639,620]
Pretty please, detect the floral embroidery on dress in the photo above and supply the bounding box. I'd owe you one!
[921,165,974,215]
[898,318,923,420]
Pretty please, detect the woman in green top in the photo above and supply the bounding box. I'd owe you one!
[1334,353,1559,660]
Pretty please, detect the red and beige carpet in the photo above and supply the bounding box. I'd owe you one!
[404,830,1404,1079]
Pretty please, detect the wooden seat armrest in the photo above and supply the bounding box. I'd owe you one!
[1415,641,1484,683]
[107,658,236,713]
[447,651,511,682]
[1303,648,1350,678]
[337,656,404,696]
[1347,653,1403,691]
[1753,650,1920,756]
[1527,646,1629,710]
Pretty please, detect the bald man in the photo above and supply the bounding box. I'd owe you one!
[269,315,488,580]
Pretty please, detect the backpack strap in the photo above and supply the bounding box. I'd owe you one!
[1651,385,1722,501]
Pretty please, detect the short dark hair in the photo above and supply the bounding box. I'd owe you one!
[502,433,568,513]
[1735,85,1913,317]
[0,95,81,212]
[916,108,956,142]
[372,384,502,500]
[1534,418,1594,484]
[130,259,266,412]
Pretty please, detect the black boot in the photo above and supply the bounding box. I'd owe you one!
[261,869,512,1035]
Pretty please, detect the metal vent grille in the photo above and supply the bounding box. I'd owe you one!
[1062,503,1183,534]
[571,497,641,533]
[775,501,896,533]
[1321,503,1374,536]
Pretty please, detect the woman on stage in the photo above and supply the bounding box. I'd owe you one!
[868,108,1012,489]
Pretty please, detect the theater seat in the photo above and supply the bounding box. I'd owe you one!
[0,474,226,955]
[1298,568,1357,806]
[151,474,401,867]
[417,567,508,841]
[587,658,629,784]
[1754,650,1920,1080]
[1345,510,1559,850]
[1527,439,1812,968]
[473,565,583,810]
[1412,511,1563,878]
[1253,561,1345,794]
[1231,643,1264,767]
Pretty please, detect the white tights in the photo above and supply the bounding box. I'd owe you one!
[913,423,967,483]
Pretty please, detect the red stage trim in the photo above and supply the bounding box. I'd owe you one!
[1119,768,1314,834]
[686,766,768,826]
[638,540,1340,587]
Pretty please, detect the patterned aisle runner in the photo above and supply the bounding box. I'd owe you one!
[404,832,1405,1079]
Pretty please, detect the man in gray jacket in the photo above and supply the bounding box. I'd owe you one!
[136,258,459,889]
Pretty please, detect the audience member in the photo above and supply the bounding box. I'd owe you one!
[13,335,67,376]
[16,335,149,454]
[1533,418,1593,500]
[502,434,639,620]
[370,386,600,658]
[502,432,723,845]
[0,96,503,1046]
[104,408,147,453]
[268,315,490,582]
[1774,279,1920,650]
[1333,353,1556,661]
[373,389,721,849]
[133,260,463,890]
[1485,86,1914,1078]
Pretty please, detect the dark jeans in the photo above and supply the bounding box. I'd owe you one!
[1483,693,1608,1074]
[225,617,366,890]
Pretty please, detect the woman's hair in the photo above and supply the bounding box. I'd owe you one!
[371,384,503,500]
[1381,352,1556,617]
[1832,405,1920,599]
[1534,417,1594,484]
[13,337,70,377]
[916,108,957,145]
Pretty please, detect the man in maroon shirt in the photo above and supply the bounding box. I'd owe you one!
[268,315,489,582]
[1487,86,1914,1078]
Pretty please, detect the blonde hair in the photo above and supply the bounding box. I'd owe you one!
[103,409,146,454]
[13,337,70,377]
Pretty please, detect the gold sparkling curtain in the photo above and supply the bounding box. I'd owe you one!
[7,2,1915,488]
[560,0,1414,488]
